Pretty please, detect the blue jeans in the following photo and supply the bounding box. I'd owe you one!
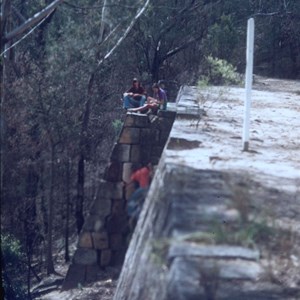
[123,95,146,109]
[127,187,148,218]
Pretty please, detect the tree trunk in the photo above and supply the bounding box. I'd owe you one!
[46,144,55,275]
[64,159,71,262]
[289,41,298,78]
[75,0,151,234]
[26,253,33,300]
[76,154,85,234]
[75,90,92,234]
[40,161,48,235]
[151,50,161,82]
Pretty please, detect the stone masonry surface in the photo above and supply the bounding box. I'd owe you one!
[62,110,176,290]
[113,82,300,300]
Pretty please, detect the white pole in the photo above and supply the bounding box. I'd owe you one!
[243,18,255,151]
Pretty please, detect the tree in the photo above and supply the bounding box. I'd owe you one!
[73,0,150,234]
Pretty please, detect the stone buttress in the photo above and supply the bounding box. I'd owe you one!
[62,110,176,290]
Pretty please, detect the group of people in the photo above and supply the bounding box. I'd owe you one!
[122,78,166,228]
[123,78,167,113]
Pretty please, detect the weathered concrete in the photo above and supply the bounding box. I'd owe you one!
[113,84,300,299]
[113,165,269,299]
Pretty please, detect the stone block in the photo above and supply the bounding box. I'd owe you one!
[158,116,174,131]
[73,248,97,265]
[111,144,131,162]
[168,243,260,261]
[149,115,159,124]
[96,180,113,198]
[158,110,176,119]
[85,265,100,283]
[119,127,140,144]
[205,259,263,280]
[110,234,123,250]
[170,257,263,282]
[140,129,160,145]
[140,146,152,163]
[110,249,126,266]
[82,214,104,232]
[130,145,141,162]
[107,182,123,199]
[78,232,93,248]
[90,196,111,217]
[151,146,164,158]
[106,214,128,234]
[122,162,133,182]
[92,232,109,250]
[124,113,149,128]
[61,264,85,290]
[100,249,112,266]
[159,130,171,144]
[166,256,264,300]
[111,199,125,215]
[140,128,152,143]
[150,156,160,166]
[123,114,135,127]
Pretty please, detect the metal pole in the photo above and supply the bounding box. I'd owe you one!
[243,18,255,151]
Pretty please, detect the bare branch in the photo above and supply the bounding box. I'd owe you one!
[252,11,294,17]
[97,0,150,67]
[3,0,64,43]
[1,12,54,57]
[12,5,27,23]
[164,35,204,60]
[86,0,150,96]
[1,0,11,37]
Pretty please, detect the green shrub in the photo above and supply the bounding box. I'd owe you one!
[112,119,123,136]
[204,56,242,85]
[1,234,29,300]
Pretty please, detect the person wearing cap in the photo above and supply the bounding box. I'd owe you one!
[123,78,147,109]
[127,82,168,114]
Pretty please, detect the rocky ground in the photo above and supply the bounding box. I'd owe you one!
[32,254,120,300]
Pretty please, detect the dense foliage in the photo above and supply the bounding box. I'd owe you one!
[1,0,299,297]
[1,234,29,299]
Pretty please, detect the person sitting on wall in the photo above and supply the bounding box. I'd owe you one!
[127,96,160,114]
[123,78,147,109]
[152,82,167,110]
[127,83,167,114]
[126,163,153,226]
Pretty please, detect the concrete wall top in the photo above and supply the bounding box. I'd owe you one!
[114,81,300,299]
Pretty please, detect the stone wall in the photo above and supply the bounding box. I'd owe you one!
[113,164,264,300]
[62,83,300,297]
[113,85,300,299]
[62,110,176,290]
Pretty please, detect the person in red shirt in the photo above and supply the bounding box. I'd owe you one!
[130,164,151,187]
[126,163,153,222]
